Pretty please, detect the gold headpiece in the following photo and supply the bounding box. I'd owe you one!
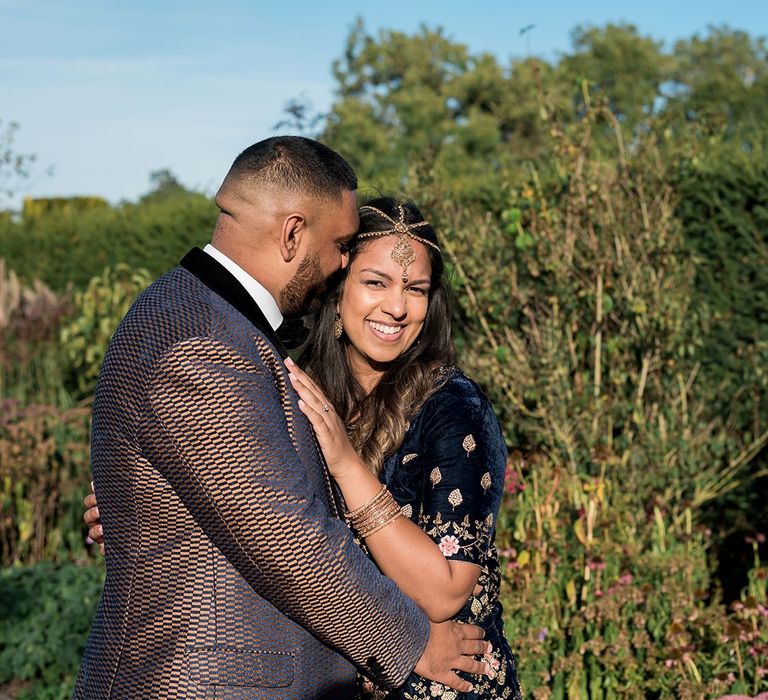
[357,204,439,283]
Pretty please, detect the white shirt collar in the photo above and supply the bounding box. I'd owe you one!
[202,244,283,331]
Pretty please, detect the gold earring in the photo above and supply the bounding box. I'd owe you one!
[333,313,343,340]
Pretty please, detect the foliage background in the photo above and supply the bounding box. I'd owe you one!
[1,21,767,699]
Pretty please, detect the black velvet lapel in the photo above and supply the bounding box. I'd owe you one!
[180,247,288,359]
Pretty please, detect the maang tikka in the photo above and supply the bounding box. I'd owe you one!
[357,204,440,284]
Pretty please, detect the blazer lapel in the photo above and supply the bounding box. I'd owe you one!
[180,247,288,359]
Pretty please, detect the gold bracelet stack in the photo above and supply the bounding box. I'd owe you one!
[345,485,403,539]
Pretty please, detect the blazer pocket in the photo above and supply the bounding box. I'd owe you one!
[185,646,295,688]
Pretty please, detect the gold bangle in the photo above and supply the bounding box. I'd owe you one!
[345,485,403,538]
[357,504,403,539]
[344,484,388,520]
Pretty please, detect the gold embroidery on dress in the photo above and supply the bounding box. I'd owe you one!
[481,472,492,491]
[462,433,477,455]
[448,488,463,508]
[430,467,442,485]
[402,453,418,464]
[400,503,413,518]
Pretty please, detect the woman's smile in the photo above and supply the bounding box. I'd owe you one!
[366,319,406,341]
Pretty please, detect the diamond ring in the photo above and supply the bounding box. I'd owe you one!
[321,403,330,413]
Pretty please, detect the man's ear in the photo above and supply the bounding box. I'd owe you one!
[279,213,306,262]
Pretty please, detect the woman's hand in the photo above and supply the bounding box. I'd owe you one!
[285,357,363,480]
[84,482,105,554]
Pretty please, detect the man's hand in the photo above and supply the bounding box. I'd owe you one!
[414,620,492,693]
[83,483,105,554]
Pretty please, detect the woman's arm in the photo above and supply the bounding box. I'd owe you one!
[287,358,481,623]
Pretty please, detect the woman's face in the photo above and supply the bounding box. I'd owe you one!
[339,236,432,377]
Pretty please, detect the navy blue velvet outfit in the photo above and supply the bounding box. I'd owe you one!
[366,368,522,699]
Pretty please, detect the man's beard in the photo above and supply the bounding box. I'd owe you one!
[279,249,326,318]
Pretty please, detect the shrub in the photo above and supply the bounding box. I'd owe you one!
[60,264,153,397]
[0,562,104,700]
[499,459,768,699]
[0,190,216,290]
[0,400,90,565]
[0,259,72,406]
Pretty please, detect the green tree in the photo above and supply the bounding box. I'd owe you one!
[321,20,562,206]
[140,168,191,203]
[670,26,768,133]
[558,23,673,130]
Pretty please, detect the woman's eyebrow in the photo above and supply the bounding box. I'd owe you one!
[359,268,430,285]
[359,267,392,279]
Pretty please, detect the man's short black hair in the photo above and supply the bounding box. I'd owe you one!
[227,136,357,200]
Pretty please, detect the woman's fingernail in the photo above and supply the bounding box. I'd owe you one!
[285,357,294,365]
[288,373,295,381]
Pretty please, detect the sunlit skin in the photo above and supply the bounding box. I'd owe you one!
[212,186,359,316]
[340,237,431,393]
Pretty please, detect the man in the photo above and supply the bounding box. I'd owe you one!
[75,137,488,698]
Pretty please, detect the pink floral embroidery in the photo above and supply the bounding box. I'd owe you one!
[438,535,460,557]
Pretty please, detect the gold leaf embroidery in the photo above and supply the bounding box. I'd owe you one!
[400,503,413,519]
[471,598,483,615]
[448,488,463,508]
[481,472,492,491]
[430,467,442,486]
[402,453,418,464]
[485,512,494,528]
[462,434,477,455]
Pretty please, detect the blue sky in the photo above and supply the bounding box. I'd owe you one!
[2,0,767,208]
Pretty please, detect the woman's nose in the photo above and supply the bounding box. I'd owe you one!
[381,287,406,319]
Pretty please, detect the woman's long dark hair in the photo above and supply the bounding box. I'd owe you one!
[301,197,455,473]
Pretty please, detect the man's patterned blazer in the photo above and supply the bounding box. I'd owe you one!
[73,247,429,699]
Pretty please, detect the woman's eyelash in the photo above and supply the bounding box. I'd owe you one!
[361,279,428,294]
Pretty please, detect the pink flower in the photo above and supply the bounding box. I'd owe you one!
[505,469,526,494]
[430,682,445,696]
[439,535,460,557]
[619,572,634,585]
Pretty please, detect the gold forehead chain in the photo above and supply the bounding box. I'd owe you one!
[357,204,439,283]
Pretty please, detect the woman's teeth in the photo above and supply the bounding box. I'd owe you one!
[368,321,402,335]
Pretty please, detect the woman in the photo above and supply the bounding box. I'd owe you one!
[86,197,521,699]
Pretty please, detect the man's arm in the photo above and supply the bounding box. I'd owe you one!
[143,336,427,688]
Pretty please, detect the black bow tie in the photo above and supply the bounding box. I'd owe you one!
[276,316,311,351]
